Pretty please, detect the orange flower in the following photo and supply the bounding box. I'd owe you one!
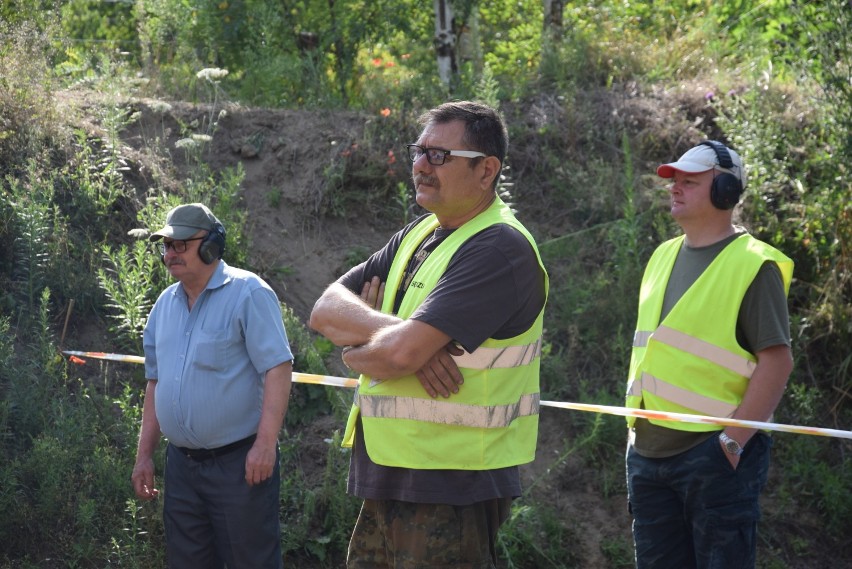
[371,58,383,67]
[384,61,395,68]
[380,108,391,117]
[387,150,396,165]
[69,356,86,365]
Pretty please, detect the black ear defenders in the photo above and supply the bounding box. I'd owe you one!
[198,222,226,264]
[700,140,743,210]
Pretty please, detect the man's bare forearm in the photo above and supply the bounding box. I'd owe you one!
[255,361,293,446]
[309,282,400,346]
[726,344,793,444]
[342,319,454,380]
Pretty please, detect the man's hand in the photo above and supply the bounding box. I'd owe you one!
[360,276,385,309]
[245,440,277,485]
[132,380,161,501]
[131,458,159,500]
[416,342,465,398]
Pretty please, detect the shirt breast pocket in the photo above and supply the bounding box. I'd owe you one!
[195,329,229,372]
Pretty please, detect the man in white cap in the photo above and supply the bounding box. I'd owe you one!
[131,202,293,568]
[624,142,794,568]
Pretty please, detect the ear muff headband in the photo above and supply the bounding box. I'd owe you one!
[699,140,743,210]
[198,222,226,264]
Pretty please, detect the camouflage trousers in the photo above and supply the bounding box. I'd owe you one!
[346,497,513,569]
[626,432,772,569]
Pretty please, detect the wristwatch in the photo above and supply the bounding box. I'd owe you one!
[719,432,743,456]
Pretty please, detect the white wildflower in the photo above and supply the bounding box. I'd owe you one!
[191,134,212,143]
[196,68,229,82]
[127,228,149,239]
[151,101,173,114]
[175,138,197,149]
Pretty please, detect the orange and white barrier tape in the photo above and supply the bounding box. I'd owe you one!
[62,350,359,389]
[539,400,852,440]
[63,350,851,440]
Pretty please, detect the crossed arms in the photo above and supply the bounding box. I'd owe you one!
[309,276,463,398]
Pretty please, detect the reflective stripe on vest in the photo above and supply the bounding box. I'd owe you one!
[633,330,652,348]
[356,391,540,428]
[652,325,756,377]
[454,338,542,369]
[628,324,756,412]
[627,372,738,418]
[368,339,542,388]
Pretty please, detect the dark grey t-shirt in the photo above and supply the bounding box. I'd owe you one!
[338,213,547,505]
[633,231,791,458]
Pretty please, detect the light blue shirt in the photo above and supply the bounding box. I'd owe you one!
[143,261,293,449]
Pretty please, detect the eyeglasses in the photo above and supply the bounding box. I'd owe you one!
[406,144,486,166]
[158,236,204,255]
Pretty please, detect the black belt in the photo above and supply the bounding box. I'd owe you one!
[175,434,256,461]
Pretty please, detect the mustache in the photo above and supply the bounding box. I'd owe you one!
[413,174,439,187]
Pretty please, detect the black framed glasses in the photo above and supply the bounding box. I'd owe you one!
[158,236,204,255]
[406,144,486,166]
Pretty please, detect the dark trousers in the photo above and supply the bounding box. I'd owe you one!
[347,497,513,569]
[164,442,282,569]
[626,432,771,569]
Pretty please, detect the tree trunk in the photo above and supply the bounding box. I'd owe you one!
[543,0,565,40]
[433,0,456,86]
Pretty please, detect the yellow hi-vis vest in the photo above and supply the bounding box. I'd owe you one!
[342,196,549,470]
[626,233,792,430]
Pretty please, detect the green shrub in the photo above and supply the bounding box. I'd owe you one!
[499,503,582,568]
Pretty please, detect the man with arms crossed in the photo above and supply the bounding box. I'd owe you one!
[310,101,548,568]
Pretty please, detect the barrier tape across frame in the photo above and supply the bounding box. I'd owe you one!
[62,350,852,440]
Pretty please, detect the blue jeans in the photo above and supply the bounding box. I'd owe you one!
[626,432,771,569]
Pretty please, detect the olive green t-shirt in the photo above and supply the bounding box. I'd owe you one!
[632,231,791,458]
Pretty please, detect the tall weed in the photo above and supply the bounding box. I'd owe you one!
[4,162,53,319]
[98,242,158,353]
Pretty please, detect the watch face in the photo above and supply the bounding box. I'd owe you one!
[720,433,742,455]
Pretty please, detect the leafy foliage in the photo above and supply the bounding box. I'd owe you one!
[98,242,157,353]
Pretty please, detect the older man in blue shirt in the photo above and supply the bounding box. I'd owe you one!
[132,203,293,568]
